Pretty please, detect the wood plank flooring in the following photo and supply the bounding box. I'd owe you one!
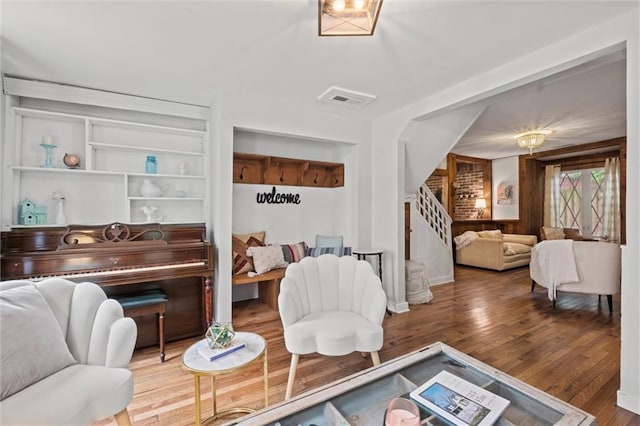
[95,265,640,425]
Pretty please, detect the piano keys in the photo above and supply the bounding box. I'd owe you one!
[1,222,214,346]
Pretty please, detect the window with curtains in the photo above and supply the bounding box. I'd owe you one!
[558,168,605,238]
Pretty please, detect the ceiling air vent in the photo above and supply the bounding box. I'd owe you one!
[318,86,376,109]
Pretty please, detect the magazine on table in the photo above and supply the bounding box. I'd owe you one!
[409,370,510,426]
[197,340,246,362]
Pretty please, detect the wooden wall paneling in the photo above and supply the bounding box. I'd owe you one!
[483,161,492,220]
[447,154,457,219]
[619,141,626,244]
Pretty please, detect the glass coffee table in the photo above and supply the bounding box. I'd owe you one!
[182,331,268,424]
[232,341,595,425]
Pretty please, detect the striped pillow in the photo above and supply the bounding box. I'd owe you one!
[306,246,352,257]
[280,242,307,263]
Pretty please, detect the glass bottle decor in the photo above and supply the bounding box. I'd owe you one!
[40,137,58,168]
[145,155,157,174]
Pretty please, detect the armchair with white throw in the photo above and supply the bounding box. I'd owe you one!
[0,278,137,425]
[278,254,387,399]
[530,240,621,312]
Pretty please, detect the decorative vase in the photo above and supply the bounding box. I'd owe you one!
[145,155,157,174]
[52,192,66,224]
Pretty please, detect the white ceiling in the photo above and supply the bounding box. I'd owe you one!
[1,1,636,158]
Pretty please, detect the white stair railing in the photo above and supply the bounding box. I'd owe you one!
[417,183,453,252]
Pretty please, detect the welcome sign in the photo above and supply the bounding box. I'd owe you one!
[257,186,301,205]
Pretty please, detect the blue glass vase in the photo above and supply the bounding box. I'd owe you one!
[145,155,157,174]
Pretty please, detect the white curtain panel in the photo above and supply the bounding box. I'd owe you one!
[543,165,561,227]
[602,157,621,243]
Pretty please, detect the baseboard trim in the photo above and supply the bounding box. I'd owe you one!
[617,390,640,415]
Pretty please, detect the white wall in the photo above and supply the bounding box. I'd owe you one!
[492,156,519,220]
[407,195,454,286]
[210,91,372,322]
[372,9,639,414]
[232,130,353,302]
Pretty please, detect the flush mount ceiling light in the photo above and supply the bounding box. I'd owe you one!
[515,130,552,155]
[318,0,383,36]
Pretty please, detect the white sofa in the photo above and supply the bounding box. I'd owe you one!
[278,254,387,399]
[0,278,137,425]
[530,241,621,312]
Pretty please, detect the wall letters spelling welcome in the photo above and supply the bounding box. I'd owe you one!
[257,186,301,205]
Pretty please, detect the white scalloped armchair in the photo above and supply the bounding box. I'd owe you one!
[0,278,137,425]
[278,254,387,399]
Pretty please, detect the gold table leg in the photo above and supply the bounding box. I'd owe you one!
[194,376,201,425]
[263,347,269,408]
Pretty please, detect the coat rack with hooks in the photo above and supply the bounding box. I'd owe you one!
[233,152,344,188]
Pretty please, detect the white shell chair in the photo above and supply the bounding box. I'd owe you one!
[278,254,387,399]
[0,278,137,425]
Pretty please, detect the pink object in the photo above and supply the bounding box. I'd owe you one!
[385,398,420,426]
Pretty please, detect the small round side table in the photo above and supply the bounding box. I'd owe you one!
[353,248,383,284]
[181,331,268,424]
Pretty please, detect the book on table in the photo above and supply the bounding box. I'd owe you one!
[198,340,246,362]
[409,370,510,426]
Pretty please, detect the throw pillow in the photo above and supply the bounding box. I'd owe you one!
[280,242,307,263]
[315,234,344,249]
[232,231,266,275]
[0,285,77,400]
[543,226,565,240]
[503,242,532,256]
[563,228,584,241]
[246,245,289,275]
[306,246,352,257]
[478,230,503,240]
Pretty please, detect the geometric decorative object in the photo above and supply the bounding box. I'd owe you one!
[318,0,383,36]
[205,322,235,349]
[515,130,551,155]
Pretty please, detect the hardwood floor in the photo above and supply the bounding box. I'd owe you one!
[96,265,640,425]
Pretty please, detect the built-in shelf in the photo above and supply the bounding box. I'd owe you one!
[4,106,209,227]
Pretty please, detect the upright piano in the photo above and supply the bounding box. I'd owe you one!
[1,222,214,346]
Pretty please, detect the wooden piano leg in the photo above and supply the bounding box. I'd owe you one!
[203,277,213,327]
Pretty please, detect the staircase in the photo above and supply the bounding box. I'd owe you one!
[408,183,454,285]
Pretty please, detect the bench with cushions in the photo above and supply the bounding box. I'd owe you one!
[454,229,538,271]
[232,232,351,310]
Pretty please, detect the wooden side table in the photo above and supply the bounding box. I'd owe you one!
[181,331,268,424]
[353,248,383,285]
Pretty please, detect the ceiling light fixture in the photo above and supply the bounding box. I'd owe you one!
[515,130,552,155]
[318,0,383,36]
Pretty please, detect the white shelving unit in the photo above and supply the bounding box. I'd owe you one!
[4,106,209,228]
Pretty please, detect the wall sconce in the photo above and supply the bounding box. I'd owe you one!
[475,198,487,219]
[318,0,383,36]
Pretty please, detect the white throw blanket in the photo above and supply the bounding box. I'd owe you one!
[535,240,579,301]
[454,231,478,250]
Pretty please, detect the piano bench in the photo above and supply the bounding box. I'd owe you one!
[232,268,286,311]
[113,290,168,363]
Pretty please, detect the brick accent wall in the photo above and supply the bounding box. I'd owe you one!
[454,170,485,220]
